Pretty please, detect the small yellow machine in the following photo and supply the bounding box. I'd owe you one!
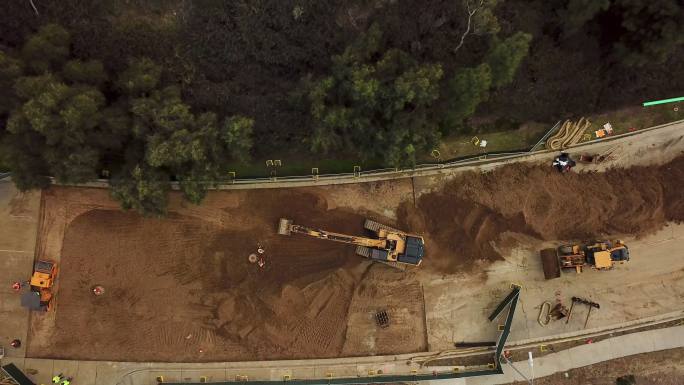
[277,218,425,266]
[540,240,629,279]
[584,240,629,269]
[21,260,58,312]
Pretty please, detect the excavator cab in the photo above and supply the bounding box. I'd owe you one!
[586,240,629,268]
[609,240,630,262]
[30,260,56,288]
[398,236,424,265]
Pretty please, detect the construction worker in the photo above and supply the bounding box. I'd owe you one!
[552,152,576,173]
[60,377,72,385]
[51,373,63,383]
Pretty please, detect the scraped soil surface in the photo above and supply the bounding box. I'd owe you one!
[401,155,684,273]
[28,188,427,362]
[27,156,684,362]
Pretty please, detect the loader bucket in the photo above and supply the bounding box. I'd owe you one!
[277,218,292,235]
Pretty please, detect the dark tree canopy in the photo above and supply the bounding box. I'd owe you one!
[559,0,611,34]
[486,32,533,88]
[0,51,23,115]
[7,73,108,186]
[0,24,254,216]
[610,0,684,66]
[21,23,71,73]
[559,0,684,67]
[110,164,170,217]
[443,64,493,134]
[2,1,679,211]
[304,24,444,167]
[127,85,254,205]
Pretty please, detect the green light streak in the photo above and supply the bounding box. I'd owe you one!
[643,96,684,106]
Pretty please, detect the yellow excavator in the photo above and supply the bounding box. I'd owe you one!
[277,218,425,267]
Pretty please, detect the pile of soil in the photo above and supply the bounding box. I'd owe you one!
[400,155,684,274]
[660,156,684,222]
[399,198,532,273]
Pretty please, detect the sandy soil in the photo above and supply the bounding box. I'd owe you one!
[26,155,684,362]
[507,348,684,385]
[401,156,684,274]
[26,187,426,362]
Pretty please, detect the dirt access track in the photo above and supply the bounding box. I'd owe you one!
[27,128,684,363]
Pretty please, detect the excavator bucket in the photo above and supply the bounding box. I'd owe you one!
[277,218,293,235]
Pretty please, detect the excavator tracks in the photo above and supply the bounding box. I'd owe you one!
[355,245,371,258]
[364,219,401,234]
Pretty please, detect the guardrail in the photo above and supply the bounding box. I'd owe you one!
[206,117,682,187]
[6,118,684,190]
[529,120,562,152]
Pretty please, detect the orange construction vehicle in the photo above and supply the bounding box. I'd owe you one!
[540,240,629,280]
[21,260,58,312]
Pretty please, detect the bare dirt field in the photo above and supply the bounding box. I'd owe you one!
[27,186,427,362]
[26,155,684,362]
[402,155,683,274]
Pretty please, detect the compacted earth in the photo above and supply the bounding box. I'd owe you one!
[26,155,684,362]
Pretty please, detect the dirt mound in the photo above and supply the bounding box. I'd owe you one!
[661,155,684,223]
[401,155,684,274]
[399,198,533,273]
[448,160,671,238]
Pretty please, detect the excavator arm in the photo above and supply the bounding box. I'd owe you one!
[278,219,387,249]
[277,218,425,267]
[288,224,387,249]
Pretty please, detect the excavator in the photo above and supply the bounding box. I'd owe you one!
[277,218,425,267]
[20,260,58,312]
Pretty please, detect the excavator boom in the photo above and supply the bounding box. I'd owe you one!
[277,218,424,266]
[286,223,387,248]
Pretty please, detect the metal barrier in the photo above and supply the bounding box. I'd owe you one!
[211,118,682,186]
[2,363,35,385]
[7,119,684,190]
[529,120,562,152]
